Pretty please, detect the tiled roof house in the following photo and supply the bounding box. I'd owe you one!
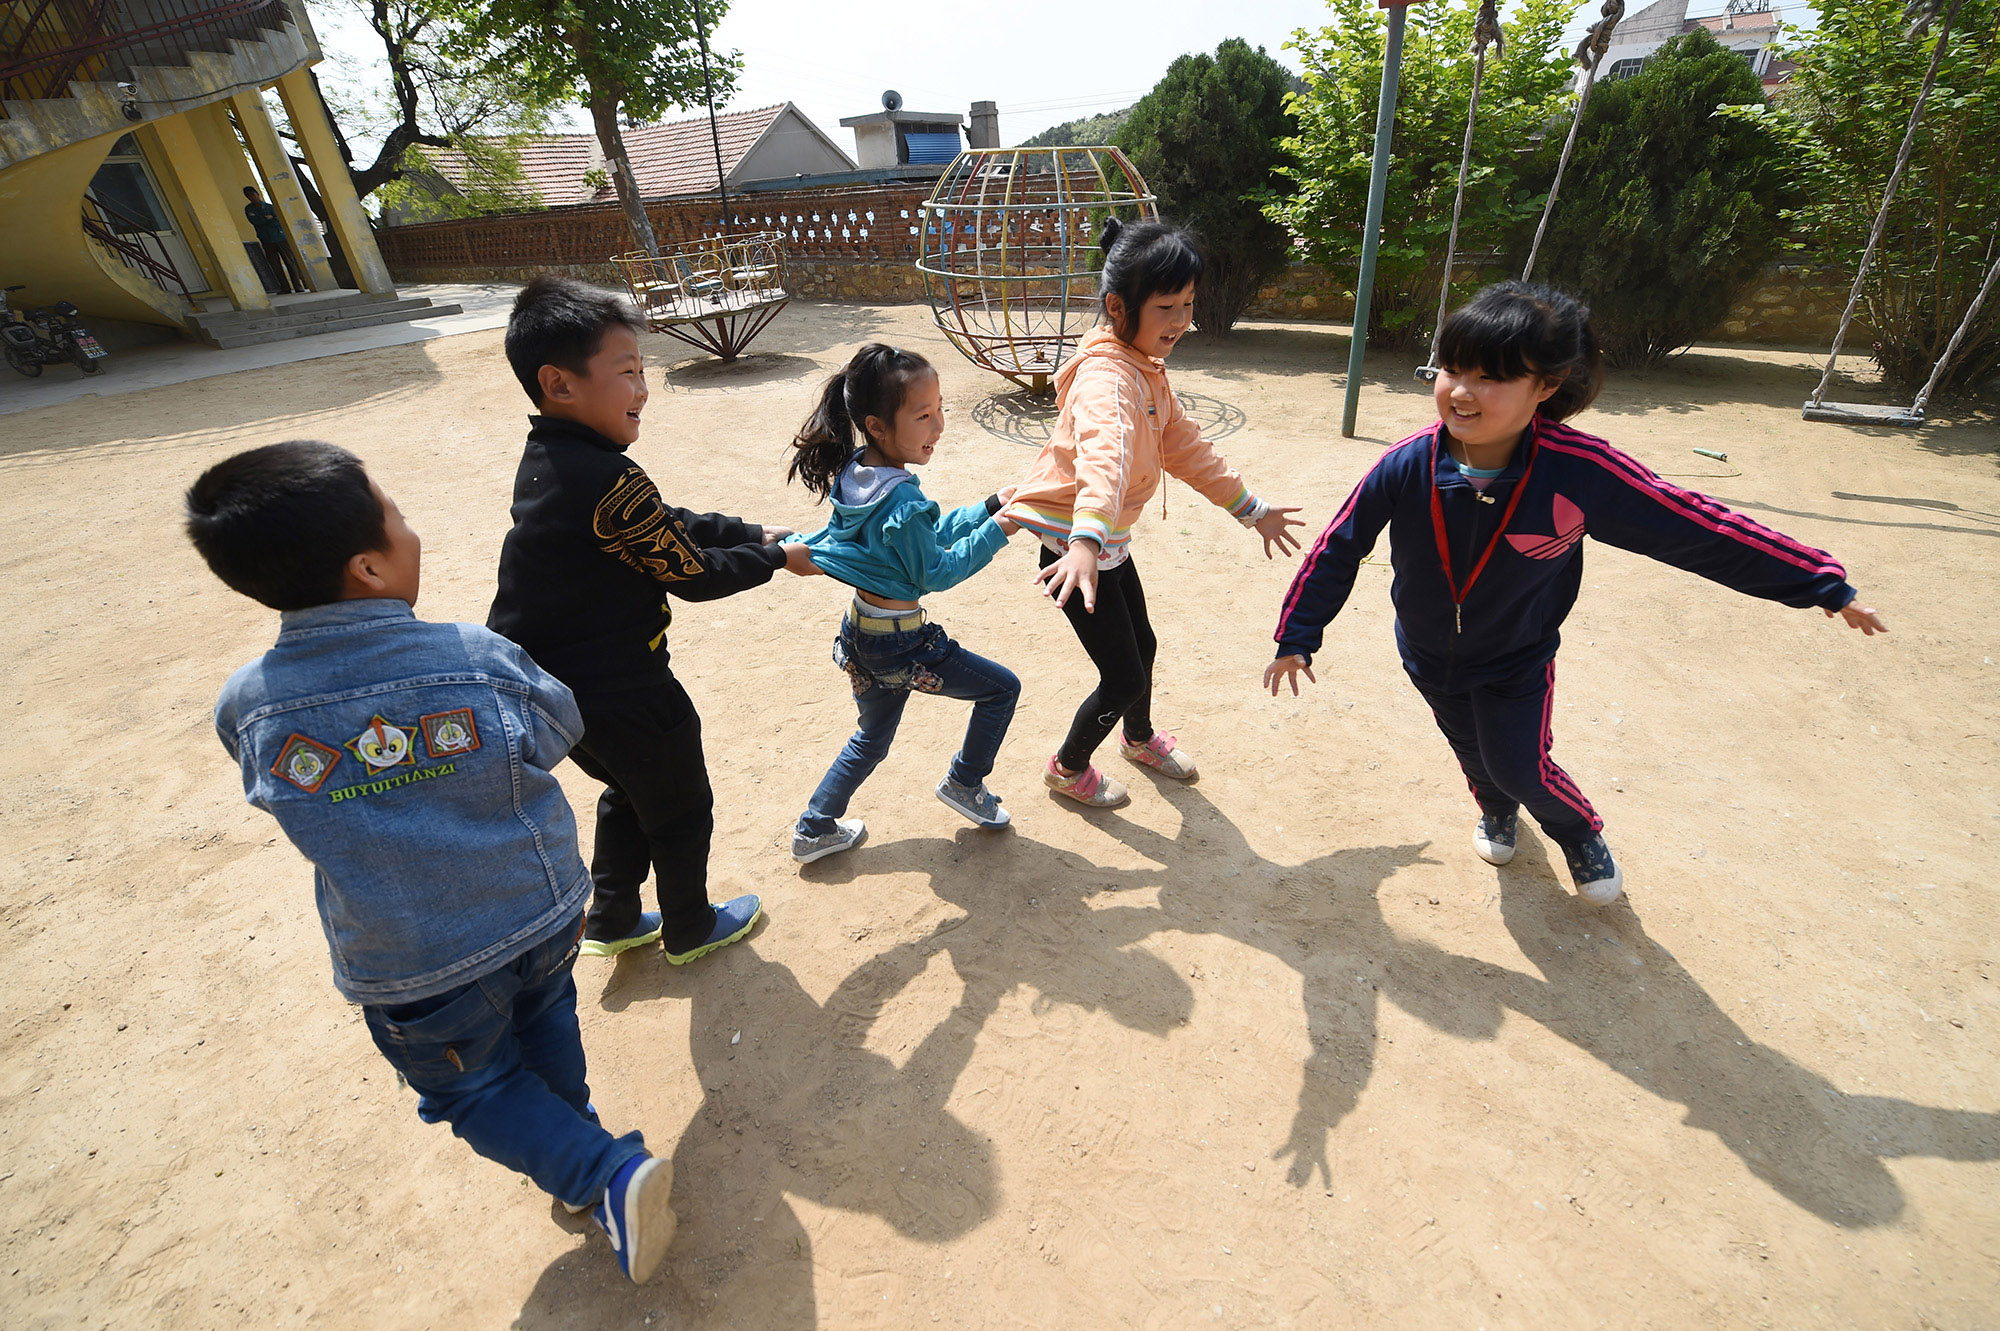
[384,103,856,223]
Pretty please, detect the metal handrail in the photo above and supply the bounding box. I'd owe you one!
[81,192,192,297]
[1,0,287,102]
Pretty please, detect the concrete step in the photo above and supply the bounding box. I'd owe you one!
[189,292,415,333]
[189,298,461,349]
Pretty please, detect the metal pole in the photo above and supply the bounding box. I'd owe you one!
[692,0,730,236]
[1342,4,1409,439]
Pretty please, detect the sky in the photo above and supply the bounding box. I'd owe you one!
[307,0,1801,160]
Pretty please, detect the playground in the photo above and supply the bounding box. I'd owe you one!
[1,296,1995,1327]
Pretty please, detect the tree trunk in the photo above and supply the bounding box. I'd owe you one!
[587,86,660,258]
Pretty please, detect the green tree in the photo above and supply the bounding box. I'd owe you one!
[1721,0,2000,391]
[449,0,740,256]
[1019,109,1133,149]
[1268,0,1575,348]
[304,0,550,206]
[1114,38,1297,337]
[1512,29,1790,368]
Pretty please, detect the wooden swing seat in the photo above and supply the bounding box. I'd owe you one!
[1800,401,1926,428]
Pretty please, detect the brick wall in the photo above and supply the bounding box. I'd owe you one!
[380,202,1868,347]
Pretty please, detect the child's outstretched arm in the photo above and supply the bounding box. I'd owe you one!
[595,465,804,598]
[1268,455,1402,685]
[1543,431,1880,630]
[1157,392,1305,557]
[888,496,1013,594]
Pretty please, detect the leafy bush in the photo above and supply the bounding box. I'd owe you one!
[1114,39,1297,337]
[1267,0,1576,348]
[1511,28,1790,368]
[1019,110,1133,149]
[1723,0,2000,391]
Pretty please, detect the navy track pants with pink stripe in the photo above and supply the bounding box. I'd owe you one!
[1409,661,1600,848]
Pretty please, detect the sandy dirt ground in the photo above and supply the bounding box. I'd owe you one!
[2,300,1996,1329]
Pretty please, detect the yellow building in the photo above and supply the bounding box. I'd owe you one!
[1,0,437,346]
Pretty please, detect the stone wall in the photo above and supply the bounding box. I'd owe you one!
[1719,266,1873,345]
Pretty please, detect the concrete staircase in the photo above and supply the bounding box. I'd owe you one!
[0,13,315,169]
[186,290,463,349]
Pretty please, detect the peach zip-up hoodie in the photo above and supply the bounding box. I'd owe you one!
[1002,325,1266,566]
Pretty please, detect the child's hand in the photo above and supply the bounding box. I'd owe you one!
[761,525,794,545]
[996,515,1021,535]
[1264,654,1316,696]
[997,484,1018,505]
[783,542,822,576]
[1036,540,1099,611]
[1825,598,1888,635]
[1255,506,1306,560]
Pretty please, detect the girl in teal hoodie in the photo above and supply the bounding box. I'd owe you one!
[785,344,1021,863]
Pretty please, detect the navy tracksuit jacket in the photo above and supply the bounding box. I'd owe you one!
[1274,416,1856,842]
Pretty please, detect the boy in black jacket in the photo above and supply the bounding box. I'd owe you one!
[490,275,818,963]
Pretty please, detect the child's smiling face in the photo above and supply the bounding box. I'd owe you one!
[864,369,944,468]
[1119,282,1196,359]
[540,324,647,445]
[1434,363,1557,454]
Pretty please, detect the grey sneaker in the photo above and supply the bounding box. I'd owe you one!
[1472,811,1518,865]
[936,777,1010,827]
[792,818,865,863]
[1561,834,1624,906]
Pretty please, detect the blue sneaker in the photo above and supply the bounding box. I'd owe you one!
[936,777,1010,828]
[663,894,763,966]
[1471,811,1518,865]
[593,1154,676,1284]
[1561,834,1624,906]
[579,911,662,958]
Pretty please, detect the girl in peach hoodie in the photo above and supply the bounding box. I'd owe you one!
[1004,218,1305,808]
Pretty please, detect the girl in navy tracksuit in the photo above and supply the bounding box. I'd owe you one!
[1267,283,1887,905]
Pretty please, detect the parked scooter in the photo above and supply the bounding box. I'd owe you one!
[2,286,107,378]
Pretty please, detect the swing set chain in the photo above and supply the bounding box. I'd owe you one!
[1907,232,2000,418]
[1424,0,1507,375]
[1520,0,1626,284]
[1807,0,1964,409]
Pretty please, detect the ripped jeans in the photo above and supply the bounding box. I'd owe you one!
[797,602,1019,838]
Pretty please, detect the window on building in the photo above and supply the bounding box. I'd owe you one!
[1606,57,1646,80]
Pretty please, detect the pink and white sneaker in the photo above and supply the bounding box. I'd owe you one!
[1118,731,1198,780]
[1044,756,1130,808]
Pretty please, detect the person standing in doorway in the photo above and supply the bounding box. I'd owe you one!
[244,185,306,294]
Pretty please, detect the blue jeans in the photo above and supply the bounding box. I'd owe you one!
[361,914,646,1209]
[798,612,1020,837]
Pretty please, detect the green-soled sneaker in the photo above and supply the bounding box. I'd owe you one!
[579,911,662,958]
[663,895,762,966]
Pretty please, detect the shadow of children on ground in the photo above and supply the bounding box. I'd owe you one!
[1071,781,1997,1224]
[1487,843,2000,1227]
[814,803,1468,1194]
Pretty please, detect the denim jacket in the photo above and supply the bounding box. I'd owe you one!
[214,599,593,1004]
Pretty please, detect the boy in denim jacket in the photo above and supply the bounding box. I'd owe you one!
[190,441,675,1285]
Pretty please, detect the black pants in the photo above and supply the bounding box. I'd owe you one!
[566,678,717,952]
[260,239,305,293]
[1409,659,1601,848]
[1041,545,1157,771]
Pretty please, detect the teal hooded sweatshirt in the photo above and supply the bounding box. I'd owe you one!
[799,453,1009,601]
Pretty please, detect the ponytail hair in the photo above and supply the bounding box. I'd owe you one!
[1434,280,1603,421]
[1097,216,1203,343]
[787,343,934,498]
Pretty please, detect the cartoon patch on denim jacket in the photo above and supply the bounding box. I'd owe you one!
[272,733,341,793]
[346,716,416,773]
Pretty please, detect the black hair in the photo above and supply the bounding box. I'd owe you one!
[787,344,935,499]
[503,273,647,405]
[1434,280,1604,421]
[184,441,387,610]
[242,185,259,199]
[1097,217,1203,343]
